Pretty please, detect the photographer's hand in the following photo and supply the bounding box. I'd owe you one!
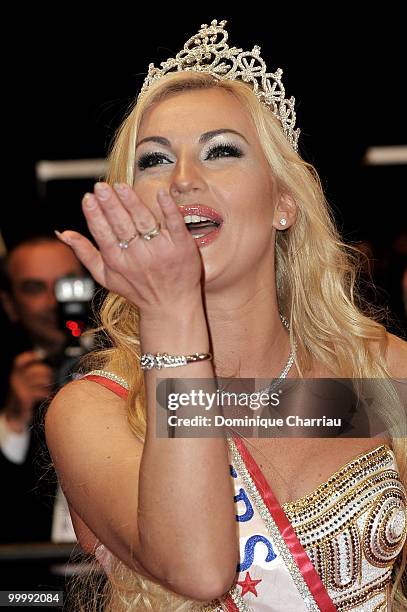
[5,351,53,433]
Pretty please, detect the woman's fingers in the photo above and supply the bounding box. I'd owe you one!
[157,189,191,245]
[94,183,138,242]
[112,182,163,236]
[91,183,190,250]
[81,193,119,253]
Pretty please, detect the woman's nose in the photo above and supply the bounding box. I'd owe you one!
[168,157,206,199]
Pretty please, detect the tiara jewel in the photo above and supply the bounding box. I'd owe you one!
[139,19,300,151]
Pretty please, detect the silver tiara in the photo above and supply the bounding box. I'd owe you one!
[139,20,300,151]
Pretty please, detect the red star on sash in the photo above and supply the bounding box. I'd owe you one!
[237,572,262,597]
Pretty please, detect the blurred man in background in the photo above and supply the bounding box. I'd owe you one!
[0,236,84,543]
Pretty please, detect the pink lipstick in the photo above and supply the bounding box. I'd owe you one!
[178,205,223,248]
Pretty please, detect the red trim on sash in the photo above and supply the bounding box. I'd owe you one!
[225,595,239,611]
[233,436,338,612]
[83,374,129,399]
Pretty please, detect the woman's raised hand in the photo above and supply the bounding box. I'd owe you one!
[56,183,203,316]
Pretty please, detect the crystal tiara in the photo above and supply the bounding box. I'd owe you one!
[138,19,300,151]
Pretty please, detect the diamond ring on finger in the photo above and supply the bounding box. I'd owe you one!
[142,224,161,241]
[117,233,138,249]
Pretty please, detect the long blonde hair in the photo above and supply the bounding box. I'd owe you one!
[75,71,407,610]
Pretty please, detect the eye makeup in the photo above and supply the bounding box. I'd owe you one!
[136,141,245,171]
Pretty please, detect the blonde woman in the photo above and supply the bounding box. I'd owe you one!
[46,20,407,611]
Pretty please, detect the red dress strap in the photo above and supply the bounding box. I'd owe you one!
[82,371,129,400]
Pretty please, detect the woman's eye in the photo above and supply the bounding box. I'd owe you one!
[205,144,243,160]
[137,153,170,170]
[136,144,243,170]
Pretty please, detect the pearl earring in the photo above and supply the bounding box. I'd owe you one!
[279,218,287,226]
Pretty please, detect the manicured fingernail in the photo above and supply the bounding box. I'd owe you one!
[54,230,72,245]
[83,193,97,208]
[113,182,130,196]
[94,182,110,200]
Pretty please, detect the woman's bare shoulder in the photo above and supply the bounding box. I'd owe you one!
[45,377,141,466]
[46,377,126,424]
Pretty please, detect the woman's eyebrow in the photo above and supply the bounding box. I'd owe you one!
[135,129,249,149]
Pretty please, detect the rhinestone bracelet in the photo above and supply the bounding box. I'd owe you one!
[140,352,212,370]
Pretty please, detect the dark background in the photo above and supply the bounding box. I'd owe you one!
[0,5,405,597]
[2,6,407,327]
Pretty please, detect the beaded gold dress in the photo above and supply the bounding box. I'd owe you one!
[84,371,407,611]
[224,437,406,612]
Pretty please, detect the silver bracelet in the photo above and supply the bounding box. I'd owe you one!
[140,352,212,370]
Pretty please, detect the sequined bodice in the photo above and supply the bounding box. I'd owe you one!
[282,445,406,610]
[228,440,407,611]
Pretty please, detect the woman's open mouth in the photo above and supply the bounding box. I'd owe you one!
[179,205,223,248]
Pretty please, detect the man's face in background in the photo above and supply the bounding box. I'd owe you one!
[2,240,83,352]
